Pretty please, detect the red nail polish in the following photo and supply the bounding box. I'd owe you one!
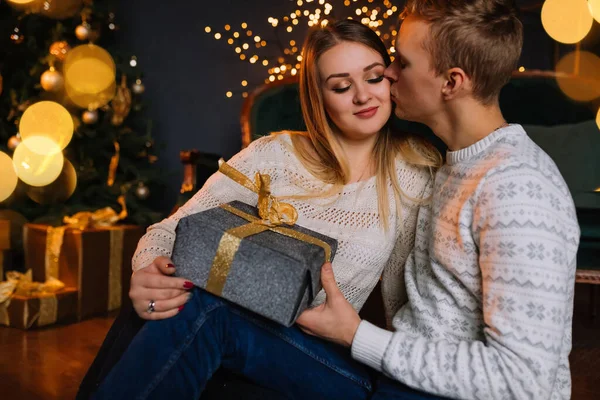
[183,281,194,289]
[166,263,175,269]
[178,305,185,311]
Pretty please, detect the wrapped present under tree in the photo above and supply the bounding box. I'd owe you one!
[0,270,77,330]
[23,200,143,320]
[0,220,9,280]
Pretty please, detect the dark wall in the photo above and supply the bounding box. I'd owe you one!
[115,0,567,212]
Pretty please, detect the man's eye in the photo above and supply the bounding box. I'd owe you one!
[333,86,351,93]
[367,76,385,83]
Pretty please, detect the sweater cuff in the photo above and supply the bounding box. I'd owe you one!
[350,320,393,372]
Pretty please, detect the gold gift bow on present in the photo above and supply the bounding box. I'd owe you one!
[44,194,129,281]
[43,195,128,312]
[0,270,65,327]
[205,160,332,295]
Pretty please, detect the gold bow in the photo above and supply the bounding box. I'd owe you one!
[0,270,65,305]
[218,159,298,226]
[62,195,128,230]
[204,160,331,296]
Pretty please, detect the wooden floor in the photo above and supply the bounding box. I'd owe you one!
[1,284,599,400]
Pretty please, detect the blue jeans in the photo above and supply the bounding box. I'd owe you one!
[93,288,372,400]
[93,288,444,400]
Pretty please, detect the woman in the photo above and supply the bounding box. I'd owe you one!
[92,20,440,400]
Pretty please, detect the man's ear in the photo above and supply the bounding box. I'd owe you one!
[441,67,468,100]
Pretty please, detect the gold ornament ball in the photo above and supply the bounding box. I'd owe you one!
[8,135,21,151]
[75,24,90,41]
[41,69,64,92]
[82,109,98,124]
[135,183,150,200]
[49,41,71,61]
[132,80,145,94]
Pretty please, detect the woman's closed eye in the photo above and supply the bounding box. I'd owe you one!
[367,75,385,84]
[332,75,385,93]
[332,86,351,93]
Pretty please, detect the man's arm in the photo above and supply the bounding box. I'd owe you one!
[300,172,579,400]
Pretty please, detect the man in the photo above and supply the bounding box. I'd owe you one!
[297,1,580,399]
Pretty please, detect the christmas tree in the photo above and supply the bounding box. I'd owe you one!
[0,0,167,228]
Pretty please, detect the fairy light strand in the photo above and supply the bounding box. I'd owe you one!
[204,0,400,98]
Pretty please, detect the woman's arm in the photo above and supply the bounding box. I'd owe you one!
[129,139,264,319]
[132,140,261,271]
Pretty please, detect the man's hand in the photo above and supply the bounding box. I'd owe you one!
[296,263,361,347]
[129,256,194,320]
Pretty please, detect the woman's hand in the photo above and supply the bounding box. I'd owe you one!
[129,256,195,320]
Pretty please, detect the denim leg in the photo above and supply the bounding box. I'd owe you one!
[369,376,449,400]
[93,288,372,400]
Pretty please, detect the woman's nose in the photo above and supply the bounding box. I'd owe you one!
[353,84,371,104]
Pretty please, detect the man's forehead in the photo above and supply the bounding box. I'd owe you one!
[395,17,428,55]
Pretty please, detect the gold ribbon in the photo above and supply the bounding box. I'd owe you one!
[41,196,128,282]
[107,141,120,187]
[205,161,331,295]
[218,159,298,226]
[0,270,65,327]
[63,195,128,230]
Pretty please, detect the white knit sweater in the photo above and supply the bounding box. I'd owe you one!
[352,125,580,400]
[132,133,432,320]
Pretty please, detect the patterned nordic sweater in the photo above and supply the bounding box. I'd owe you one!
[352,125,580,400]
[132,133,432,322]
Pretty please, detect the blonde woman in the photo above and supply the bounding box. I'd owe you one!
[92,20,440,400]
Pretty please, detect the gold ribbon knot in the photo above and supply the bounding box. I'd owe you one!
[62,195,128,230]
[218,159,298,226]
[204,160,331,296]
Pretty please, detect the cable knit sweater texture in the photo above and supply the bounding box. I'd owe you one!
[132,133,432,321]
[351,125,580,400]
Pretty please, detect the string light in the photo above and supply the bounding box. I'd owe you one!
[212,0,403,98]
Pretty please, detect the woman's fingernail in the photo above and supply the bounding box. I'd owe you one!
[178,305,185,312]
[166,263,175,269]
[187,292,193,300]
[183,281,194,289]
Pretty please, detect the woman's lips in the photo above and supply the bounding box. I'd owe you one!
[354,106,379,119]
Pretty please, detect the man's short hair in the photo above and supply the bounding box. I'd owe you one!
[402,0,523,104]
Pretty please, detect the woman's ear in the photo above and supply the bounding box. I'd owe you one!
[441,67,467,100]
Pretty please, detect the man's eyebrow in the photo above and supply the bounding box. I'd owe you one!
[325,62,386,82]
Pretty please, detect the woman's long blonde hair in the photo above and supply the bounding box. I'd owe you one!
[285,20,441,231]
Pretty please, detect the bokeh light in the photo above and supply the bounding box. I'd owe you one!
[555,50,600,102]
[0,152,18,202]
[26,159,77,204]
[12,136,64,187]
[19,101,74,150]
[64,44,116,109]
[541,0,593,44]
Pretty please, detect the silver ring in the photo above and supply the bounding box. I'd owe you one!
[147,300,156,314]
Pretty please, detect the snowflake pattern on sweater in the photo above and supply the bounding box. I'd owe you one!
[352,125,580,400]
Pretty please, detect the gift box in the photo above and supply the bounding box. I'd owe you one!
[23,224,143,320]
[0,220,9,280]
[0,287,78,330]
[173,201,337,327]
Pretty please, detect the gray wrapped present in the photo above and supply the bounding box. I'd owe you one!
[172,199,338,327]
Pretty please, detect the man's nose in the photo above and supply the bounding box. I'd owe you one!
[384,64,398,83]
